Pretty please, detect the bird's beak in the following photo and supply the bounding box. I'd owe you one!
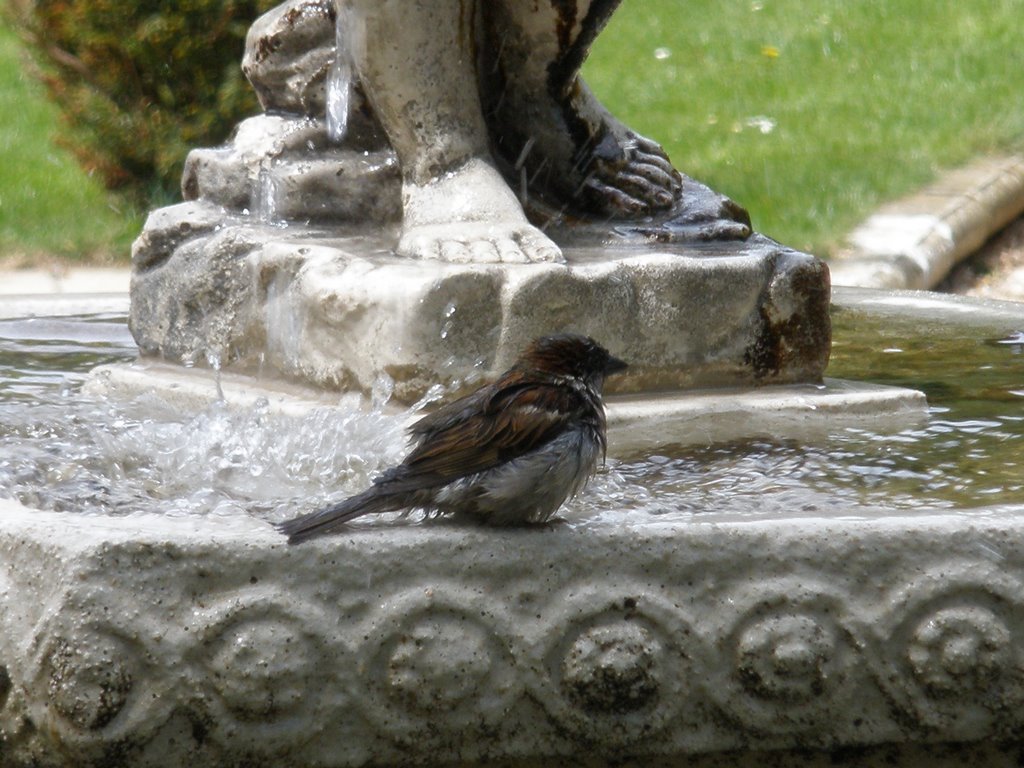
[605,354,628,376]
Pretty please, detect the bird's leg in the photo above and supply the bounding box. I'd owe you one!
[343,0,562,263]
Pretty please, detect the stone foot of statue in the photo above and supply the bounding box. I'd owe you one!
[490,78,751,239]
[480,0,751,240]
[513,79,683,218]
[397,158,563,263]
[348,0,568,263]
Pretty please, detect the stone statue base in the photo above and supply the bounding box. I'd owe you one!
[130,199,830,402]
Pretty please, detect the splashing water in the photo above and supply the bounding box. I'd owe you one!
[255,162,281,224]
[440,301,457,340]
[326,6,356,144]
[0,312,410,522]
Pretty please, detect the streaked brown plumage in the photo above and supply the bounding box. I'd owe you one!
[276,333,627,542]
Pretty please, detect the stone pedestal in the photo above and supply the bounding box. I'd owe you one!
[3,498,1024,767]
[83,361,927,455]
[130,207,830,402]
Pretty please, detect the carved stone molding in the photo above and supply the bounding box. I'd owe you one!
[4,500,1024,766]
[707,581,864,735]
[872,565,1024,735]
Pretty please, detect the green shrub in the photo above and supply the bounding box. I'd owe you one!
[6,0,277,202]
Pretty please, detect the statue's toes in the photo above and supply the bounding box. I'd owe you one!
[398,231,443,260]
[469,238,503,262]
[630,136,681,180]
[398,222,562,264]
[721,196,753,228]
[439,239,477,262]
[513,229,563,263]
[490,236,528,263]
[701,218,754,240]
[630,161,680,194]
[583,177,649,216]
[583,147,684,216]
[617,171,676,211]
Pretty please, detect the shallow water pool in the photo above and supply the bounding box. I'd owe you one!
[0,295,1022,525]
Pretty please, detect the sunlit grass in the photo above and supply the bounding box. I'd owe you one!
[2,3,1022,262]
[585,0,1024,255]
[0,21,141,263]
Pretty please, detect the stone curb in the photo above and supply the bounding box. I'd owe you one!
[0,294,130,319]
[0,267,130,296]
[829,155,1024,290]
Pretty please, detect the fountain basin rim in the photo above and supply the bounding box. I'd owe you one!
[833,284,1024,327]
[3,495,1024,764]
[7,497,1020,540]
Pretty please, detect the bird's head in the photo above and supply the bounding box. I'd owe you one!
[518,334,628,385]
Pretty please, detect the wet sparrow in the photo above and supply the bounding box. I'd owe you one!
[277,333,627,542]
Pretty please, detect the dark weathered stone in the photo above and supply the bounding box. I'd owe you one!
[265,154,401,224]
[179,115,397,223]
[130,201,227,272]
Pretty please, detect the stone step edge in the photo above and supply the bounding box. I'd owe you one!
[0,268,131,297]
[83,361,928,456]
[829,155,1024,290]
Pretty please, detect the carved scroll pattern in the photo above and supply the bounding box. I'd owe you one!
[21,559,1024,753]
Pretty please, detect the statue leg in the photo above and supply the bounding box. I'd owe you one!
[343,0,561,263]
[481,0,686,218]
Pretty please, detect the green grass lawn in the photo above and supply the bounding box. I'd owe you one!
[1,1,1022,262]
[0,21,141,263]
[585,0,1024,254]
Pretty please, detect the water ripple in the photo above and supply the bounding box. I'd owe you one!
[2,312,1024,525]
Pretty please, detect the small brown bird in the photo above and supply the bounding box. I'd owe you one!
[277,333,627,542]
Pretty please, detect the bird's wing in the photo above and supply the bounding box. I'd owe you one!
[375,381,581,494]
[406,385,495,441]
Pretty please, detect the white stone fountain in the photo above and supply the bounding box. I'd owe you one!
[6,2,1024,767]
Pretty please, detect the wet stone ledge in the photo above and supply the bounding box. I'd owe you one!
[3,499,1024,766]
[129,212,832,403]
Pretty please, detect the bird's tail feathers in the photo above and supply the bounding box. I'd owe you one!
[276,487,396,544]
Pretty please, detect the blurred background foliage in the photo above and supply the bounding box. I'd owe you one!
[5,0,276,202]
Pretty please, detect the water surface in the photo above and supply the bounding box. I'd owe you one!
[0,307,1022,525]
